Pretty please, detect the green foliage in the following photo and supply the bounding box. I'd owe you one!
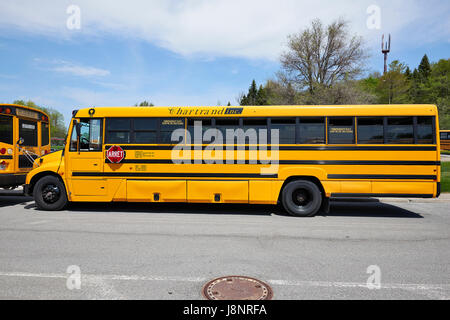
[375,60,410,104]
[12,100,67,139]
[234,52,449,129]
[135,100,154,106]
[441,162,450,193]
[240,80,268,105]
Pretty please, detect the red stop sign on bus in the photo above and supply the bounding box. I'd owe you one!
[106,145,125,163]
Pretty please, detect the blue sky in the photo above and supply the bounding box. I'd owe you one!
[0,0,449,126]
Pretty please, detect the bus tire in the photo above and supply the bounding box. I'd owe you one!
[282,180,322,217]
[34,176,68,211]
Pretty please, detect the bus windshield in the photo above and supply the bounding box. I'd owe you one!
[0,115,13,145]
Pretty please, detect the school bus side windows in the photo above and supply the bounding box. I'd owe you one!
[69,118,102,151]
[106,118,131,144]
[357,117,384,144]
[270,118,295,144]
[327,117,355,144]
[160,118,185,144]
[298,117,325,144]
[386,117,413,144]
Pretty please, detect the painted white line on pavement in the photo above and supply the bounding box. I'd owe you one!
[0,271,448,299]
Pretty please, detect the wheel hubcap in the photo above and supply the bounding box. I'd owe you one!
[292,189,311,207]
[42,184,60,204]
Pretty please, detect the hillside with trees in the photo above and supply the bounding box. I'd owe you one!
[238,19,450,129]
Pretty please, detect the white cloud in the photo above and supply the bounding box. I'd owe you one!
[0,0,448,60]
[52,62,110,77]
[34,59,110,77]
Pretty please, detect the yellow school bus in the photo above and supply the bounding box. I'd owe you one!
[24,104,440,216]
[440,130,450,151]
[0,104,50,189]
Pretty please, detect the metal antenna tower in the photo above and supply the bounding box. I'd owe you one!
[381,34,391,74]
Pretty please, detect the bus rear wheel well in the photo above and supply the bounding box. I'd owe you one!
[277,176,326,204]
[28,172,65,196]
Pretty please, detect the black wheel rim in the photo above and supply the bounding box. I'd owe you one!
[41,184,61,204]
[292,188,313,209]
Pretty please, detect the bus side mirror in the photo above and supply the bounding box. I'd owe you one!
[17,137,24,145]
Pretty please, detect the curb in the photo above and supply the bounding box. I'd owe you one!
[332,194,450,203]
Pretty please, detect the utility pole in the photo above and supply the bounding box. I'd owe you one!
[381,34,391,74]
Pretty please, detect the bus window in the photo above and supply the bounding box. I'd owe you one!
[417,117,433,144]
[386,117,413,144]
[159,118,184,144]
[134,118,158,144]
[106,118,131,144]
[19,119,38,146]
[243,119,267,144]
[188,119,214,144]
[327,117,355,144]
[270,118,295,144]
[441,132,447,140]
[41,122,49,146]
[357,117,384,144]
[70,119,102,151]
[0,115,13,144]
[215,118,240,143]
[298,117,325,144]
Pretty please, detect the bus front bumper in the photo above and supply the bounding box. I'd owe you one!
[23,184,30,196]
[0,173,26,188]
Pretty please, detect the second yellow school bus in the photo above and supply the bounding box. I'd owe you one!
[24,104,440,216]
[0,104,50,189]
[440,130,450,151]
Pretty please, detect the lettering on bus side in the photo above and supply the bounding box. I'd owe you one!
[224,107,243,115]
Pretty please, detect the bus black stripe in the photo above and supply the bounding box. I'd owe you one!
[106,159,440,166]
[0,155,13,159]
[327,174,437,180]
[72,172,278,178]
[105,145,437,151]
[331,193,434,198]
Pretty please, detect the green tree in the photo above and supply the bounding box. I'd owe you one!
[375,60,411,104]
[134,100,154,106]
[418,54,432,80]
[280,18,367,93]
[240,80,260,105]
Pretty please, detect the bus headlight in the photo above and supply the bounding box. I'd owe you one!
[7,148,12,155]
[0,161,7,170]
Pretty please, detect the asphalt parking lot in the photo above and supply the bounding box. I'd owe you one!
[0,191,449,300]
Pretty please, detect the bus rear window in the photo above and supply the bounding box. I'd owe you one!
[417,117,433,144]
[0,115,13,144]
[19,119,37,146]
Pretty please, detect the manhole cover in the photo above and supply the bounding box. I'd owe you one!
[202,276,273,300]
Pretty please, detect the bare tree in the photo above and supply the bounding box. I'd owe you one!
[280,18,367,93]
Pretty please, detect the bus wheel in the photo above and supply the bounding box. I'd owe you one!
[282,180,322,217]
[34,176,68,211]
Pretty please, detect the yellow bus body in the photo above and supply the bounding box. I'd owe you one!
[0,104,50,188]
[25,104,441,213]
